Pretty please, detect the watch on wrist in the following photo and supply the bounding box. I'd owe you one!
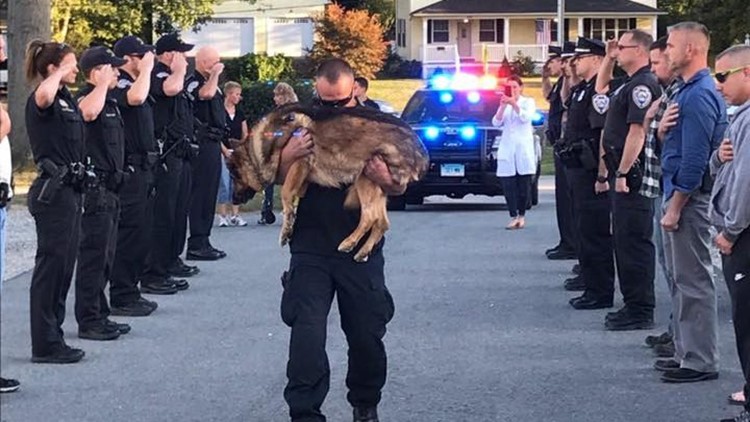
[596,175,608,183]
[615,170,628,178]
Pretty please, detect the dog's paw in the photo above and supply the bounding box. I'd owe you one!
[353,252,370,263]
[337,239,356,253]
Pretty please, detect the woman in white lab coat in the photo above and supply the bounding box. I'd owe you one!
[492,75,537,230]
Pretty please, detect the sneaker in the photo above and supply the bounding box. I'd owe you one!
[0,377,20,393]
[230,214,248,227]
[217,215,229,227]
[722,410,750,422]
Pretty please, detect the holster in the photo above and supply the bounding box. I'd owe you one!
[37,159,69,204]
[604,146,644,191]
[556,138,598,170]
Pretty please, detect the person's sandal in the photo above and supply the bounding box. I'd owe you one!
[728,391,746,406]
[505,218,519,230]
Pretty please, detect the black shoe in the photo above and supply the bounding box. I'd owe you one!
[168,277,189,291]
[110,298,156,317]
[353,407,379,422]
[141,280,178,295]
[605,316,654,331]
[78,322,121,341]
[186,248,222,261]
[571,264,581,275]
[0,377,20,393]
[645,332,672,348]
[176,258,200,274]
[569,295,613,310]
[564,275,586,291]
[168,261,200,277]
[31,345,85,364]
[661,368,718,383]
[654,341,675,358]
[208,245,227,259]
[721,410,750,422]
[545,245,561,256]
[547,249,577,260]
[653,359,680,372]
[104,319,131,335]
[606,306,629,322]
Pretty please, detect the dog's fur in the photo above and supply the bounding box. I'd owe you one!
[227,103,429,261]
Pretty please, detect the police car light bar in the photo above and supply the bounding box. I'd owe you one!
[459,126,477,140]
[427,72,499,91]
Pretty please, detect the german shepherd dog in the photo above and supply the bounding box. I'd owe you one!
[227,103,429,261]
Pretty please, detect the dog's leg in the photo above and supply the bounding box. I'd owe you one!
[343,185,360,209]
[338,175,380,259]
[280,160,311,247]
[353,186,389,262]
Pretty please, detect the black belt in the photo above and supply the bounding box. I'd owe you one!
[94,169,127,193]
[127,152,159,169]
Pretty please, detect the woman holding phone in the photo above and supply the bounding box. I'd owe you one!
[492,75,537,229]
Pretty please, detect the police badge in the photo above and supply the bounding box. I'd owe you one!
[592,94,610,114]
[632,85,652,109]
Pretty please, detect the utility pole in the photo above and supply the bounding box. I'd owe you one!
[557,0,565,45]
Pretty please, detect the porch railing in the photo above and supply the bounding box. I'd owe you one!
[424,43,549,65]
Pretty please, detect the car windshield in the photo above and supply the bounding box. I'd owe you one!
[400,90,502,124]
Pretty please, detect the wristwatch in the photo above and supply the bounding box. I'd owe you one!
[615,170,628,178]
[596,175,608,183]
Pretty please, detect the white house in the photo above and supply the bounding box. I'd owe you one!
[394,0,663,77]
[180,0,330,57]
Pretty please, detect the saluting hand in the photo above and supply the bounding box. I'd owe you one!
[94,65,114,86]
[606,39,619,59]
[139,51,155,74]
[718,139,734,163]
[171,53,188,72]
[210,62,225,77]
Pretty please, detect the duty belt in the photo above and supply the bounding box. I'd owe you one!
[126,152,159,169]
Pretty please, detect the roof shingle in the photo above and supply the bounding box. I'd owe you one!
[413,0,661,15]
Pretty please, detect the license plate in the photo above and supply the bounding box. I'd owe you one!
[440,163,465,177]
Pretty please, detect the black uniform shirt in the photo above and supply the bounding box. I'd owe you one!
[225,107,246,147]
[112,70,155,155]
[362,98,381,110]
[75,84,125,173]
[25,87,85,166]
[187,71,226,130]
[565,76,607,142]
[602,66,661,150]
[547,77,565,141]
[150,62,194,141]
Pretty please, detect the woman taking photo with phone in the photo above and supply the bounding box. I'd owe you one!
[492,75,537,230]
[25,40,87,363]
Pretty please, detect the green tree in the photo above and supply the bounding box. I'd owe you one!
[657,0,750,54]
[310,3,387,79]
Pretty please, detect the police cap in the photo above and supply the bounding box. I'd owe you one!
[113,35,155,58]
[575,37,606,57]
[561,41,577,59]
[79,46,128,73]
[155,33,194,55]
[548,46,563,59]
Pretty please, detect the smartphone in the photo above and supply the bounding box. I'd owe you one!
[503,85,512,97]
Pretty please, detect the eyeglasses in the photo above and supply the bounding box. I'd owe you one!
[715,66,747,83]
[617,45,640,51]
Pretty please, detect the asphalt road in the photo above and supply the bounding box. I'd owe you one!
[0,181,743,422]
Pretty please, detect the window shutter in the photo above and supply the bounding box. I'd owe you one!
[496,19,504,43]
[428,19,433,44]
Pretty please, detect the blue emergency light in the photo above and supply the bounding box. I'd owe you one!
[467,91,481,104]
[459,126,477,140]
[439,92,453,104]
[531,111,545,126]
[424,126,440,140]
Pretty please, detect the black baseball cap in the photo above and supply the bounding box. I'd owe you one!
[113,35,154,58]
[548,46,563,59]
[575,37,606,57]
[79,46,128,73]
[155,33,194,55]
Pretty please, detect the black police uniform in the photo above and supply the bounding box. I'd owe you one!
[561,76,615,306]
[601,65,661,321]
[109,70,158,306]
[281,134,395,419]
[142,61,194,289]
[73,85,126,331]
[26,87,85,357]
[547,76,578,257]
[186,71,225,256]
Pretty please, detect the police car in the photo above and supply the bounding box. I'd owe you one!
[389,72,546,210]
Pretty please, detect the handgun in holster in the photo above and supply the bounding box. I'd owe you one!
[37,159,69,204]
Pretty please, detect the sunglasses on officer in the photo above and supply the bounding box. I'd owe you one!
[315,93,353,108]
[715,66,748,83]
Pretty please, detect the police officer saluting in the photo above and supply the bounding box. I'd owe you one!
[141,33,194,294]
[108,36,161,315]
[24,40,86,363]
[596,29,661,331]
[185,46,226,261]
[74,46,130,341]
[558,38,616,309]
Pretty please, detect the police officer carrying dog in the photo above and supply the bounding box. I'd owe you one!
[277,58,400,422]
[73,46,131,341]
[24,40,86,363]
[108,36,161,315]
[596,29,661,331]
[557,38,616,309]
[141,33,194,294]
[185,46,226,261]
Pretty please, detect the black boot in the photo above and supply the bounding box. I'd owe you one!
[353,407,379,422]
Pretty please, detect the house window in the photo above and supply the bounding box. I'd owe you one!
[550,19,572,43]
[396,19,406,47]
[428,19,449,43]
[583,18,638,41]
[478,19,505,43]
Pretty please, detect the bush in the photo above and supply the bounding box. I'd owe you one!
[223,53,296,85]
[376,49,422,79]
[511,51,537,77]
[238,80,316,127]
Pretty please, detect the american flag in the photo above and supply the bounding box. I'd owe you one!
[535,19,552,45]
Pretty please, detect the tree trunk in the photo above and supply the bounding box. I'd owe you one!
[140,0,154,44]
[8,0,51,170]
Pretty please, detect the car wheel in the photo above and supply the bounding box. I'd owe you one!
[387,195,407,211]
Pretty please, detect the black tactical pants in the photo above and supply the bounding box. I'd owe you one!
[75,188,119,328]
[172,157,192,261]
[27,181,82,356]
[554,153,578,254]
[143,154,183,284]
[281,252,395,422]
[566,168,615,300]
[723,228,750,411]
[188,139,221,251]
[611,187,656,317]
[110,166,154,306]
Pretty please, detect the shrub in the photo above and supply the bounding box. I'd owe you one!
[511,51,537,77]
[376,49,422,79]
[223,53,295,85]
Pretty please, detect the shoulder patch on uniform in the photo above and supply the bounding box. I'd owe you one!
[156,72,170,79]
[187,80,200,93]
[632,85,653,109]
[117,79,132,89]
[592,94,610,114]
